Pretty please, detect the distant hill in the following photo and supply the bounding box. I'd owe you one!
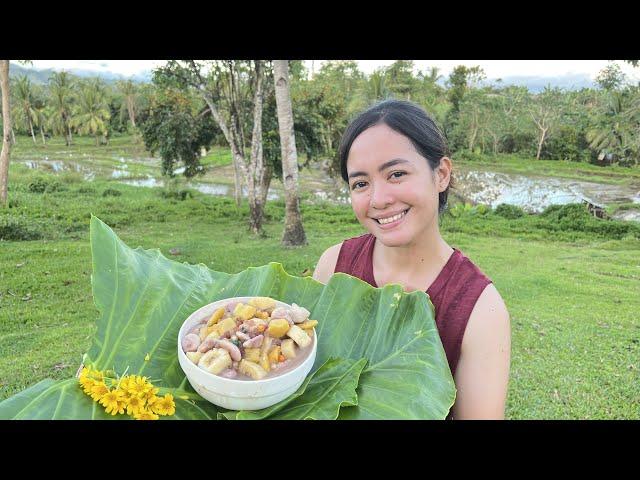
[8,62,151,85]
[483,73,597,92]
[8,62,601,92]
[430,73,597,92]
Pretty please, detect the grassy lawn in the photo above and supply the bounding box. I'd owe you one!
[1,140,639,419]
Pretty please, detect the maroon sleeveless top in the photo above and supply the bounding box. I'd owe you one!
[334,233,492,377]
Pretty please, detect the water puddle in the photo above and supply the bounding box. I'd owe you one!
[454,169,640,213]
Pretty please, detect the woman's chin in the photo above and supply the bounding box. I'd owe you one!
[373,229,413,247]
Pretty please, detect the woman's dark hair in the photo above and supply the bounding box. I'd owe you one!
[338,99,452,214]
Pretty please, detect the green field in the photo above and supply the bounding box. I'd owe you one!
[1,138,639,419]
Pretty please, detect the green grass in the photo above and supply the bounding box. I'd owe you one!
[200,146,233,168]
[1,139,640,419]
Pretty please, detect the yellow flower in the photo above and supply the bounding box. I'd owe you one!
[99,389,126,416]
[143,386,159,402]
[127,376,152,397]
[118,375,134,393]
[90,383,110,402]
[150,393,176,416]
[133,409,159,420]
[125,395,145,416]
[80,377,97,394]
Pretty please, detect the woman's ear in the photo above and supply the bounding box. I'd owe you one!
[436,157,452,192]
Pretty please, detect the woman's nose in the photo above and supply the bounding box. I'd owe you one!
[369,183,394,209]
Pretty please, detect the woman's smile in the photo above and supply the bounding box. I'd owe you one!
[372,208,410,229]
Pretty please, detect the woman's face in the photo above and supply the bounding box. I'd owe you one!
[346,123,450,247]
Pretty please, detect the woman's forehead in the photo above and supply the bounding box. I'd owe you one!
[348,124,422,170]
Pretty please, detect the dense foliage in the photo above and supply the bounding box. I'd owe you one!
[4,61,640,174]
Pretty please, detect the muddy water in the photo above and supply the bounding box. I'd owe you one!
[454,169,640,213]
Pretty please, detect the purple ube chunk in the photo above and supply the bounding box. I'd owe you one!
[182,333,201,352]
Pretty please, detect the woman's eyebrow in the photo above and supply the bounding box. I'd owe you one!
[348,158,410,179]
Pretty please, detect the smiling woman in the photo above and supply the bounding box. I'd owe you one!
[313,99,511,420]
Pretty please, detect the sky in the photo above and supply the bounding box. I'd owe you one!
[25,59,640,83]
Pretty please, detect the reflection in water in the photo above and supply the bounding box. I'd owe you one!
[120,177,163,188]
[111,169,130,178]
[190,183,280,201]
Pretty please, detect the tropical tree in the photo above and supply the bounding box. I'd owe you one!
[595,63,626,91]
[0,60,11,206]
[117,79,138,129]
[72,80,111,145]
[13,76,38,144]
[528,86,564,160]
[139,86,215,177]
[385,60,419,100]
[154,60,272,233]
[274,60,307,246]
[48,71,75,145]
[586,88,640,166]
[444,65,486,146]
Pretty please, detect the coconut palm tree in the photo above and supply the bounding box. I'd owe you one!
[48,71,75,145]
[72,81,110,145]
[13,76,38,144]
[586,89,639,165]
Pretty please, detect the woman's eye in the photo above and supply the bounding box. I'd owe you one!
[351,181,367,190]
[390,171,406,180]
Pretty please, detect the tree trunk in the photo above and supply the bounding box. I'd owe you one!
[536,128,547,160]
[28,118,36,144]
[273,60,307,246]
[127,98,136,128]
[201,91,244,207]
[10,128,16,145]
[248,60,265,235]
[259,162,273,208]
[0,60,11,206]
[40,126,46,146]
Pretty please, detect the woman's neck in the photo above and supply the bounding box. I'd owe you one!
[373,225,453,286]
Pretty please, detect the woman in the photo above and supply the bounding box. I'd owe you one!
[313,100,511,419]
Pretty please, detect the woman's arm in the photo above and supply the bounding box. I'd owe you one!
[451,283,511,420]
[312,242,343,284]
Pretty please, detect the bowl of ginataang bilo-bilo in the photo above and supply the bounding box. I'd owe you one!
[177,296,317,410]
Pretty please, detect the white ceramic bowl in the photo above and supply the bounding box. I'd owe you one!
[177,296,317,411]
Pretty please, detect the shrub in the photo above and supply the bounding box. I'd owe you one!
[494,204,525,219]
[45,181,68,193]
[76,186,96,195]
[28,177,49,193]
[102,188,122,197]
[0,216,43,241]
[157,188,194,201]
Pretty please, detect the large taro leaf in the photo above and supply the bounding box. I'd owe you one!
[219,358,367,420]
[0,216,455,419]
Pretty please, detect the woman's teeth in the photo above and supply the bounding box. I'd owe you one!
[377,209,408,225]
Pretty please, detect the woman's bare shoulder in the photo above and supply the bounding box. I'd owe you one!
[463,283,510,348]
[312,242,344,284]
